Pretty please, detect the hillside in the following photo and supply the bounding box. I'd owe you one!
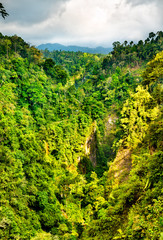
[37,43,112,54]
[0,31,162,240]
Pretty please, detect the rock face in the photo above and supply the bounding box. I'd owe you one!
[85,122,97,167]
[86,132,97,168]
[108,149,132,185]
[106,116,117,131]
[84,115,118,168]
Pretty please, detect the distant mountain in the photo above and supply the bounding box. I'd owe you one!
[37,43,112,54]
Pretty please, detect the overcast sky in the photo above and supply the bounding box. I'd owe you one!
[0,0,162,47]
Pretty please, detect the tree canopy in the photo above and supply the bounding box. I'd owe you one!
[0,31,162,239]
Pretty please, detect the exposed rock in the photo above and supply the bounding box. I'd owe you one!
[108,149,132,185]
[85,122,97,167]
[105,115,118,133]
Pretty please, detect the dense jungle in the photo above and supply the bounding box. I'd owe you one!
[0,30,163,239]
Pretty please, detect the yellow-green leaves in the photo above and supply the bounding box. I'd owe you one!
[142,51,163,88]
[121,86,159,149]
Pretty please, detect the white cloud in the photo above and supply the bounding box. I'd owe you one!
[0,0,162,47]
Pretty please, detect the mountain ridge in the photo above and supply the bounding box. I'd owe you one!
[37,43,112,54]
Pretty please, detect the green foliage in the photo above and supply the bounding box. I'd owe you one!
[0,32,42,60]
[0,33,162,240]
[142,51,163,105]
[120,85,159,148]
[102,31,163,71]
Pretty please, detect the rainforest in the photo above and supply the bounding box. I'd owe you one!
[0,31,163,240]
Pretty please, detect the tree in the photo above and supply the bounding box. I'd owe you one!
[142,51,163,87]
[123,40,128,46]
[120,86,159,149]
[142,51,163,104]
[4,39,11,58]
[0,3,9,19]
[149,32,155,39]
[130,41,134,46]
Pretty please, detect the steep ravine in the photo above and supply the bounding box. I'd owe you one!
[83,114,118,169]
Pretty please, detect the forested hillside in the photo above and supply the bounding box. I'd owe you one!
[37,43,112,54]
[0,31,162,240]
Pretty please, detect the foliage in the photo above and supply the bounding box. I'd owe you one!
[120,85,159,149]
[102,31,163,72]
[0,32,162,239]
[0,3,8,18]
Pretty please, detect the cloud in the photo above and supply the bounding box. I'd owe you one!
[2,0,70,25]
[125,0,163,6]
[125,0,163,33]
[0,0,162,47]
[51,0,162,46]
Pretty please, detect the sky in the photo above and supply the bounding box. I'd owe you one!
[0,0,163,47]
